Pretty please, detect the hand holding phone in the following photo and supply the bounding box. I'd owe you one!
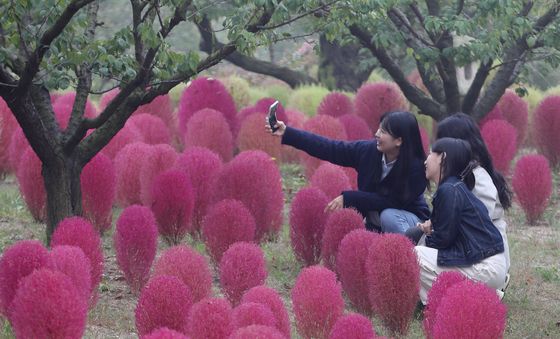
[268,100,279,132]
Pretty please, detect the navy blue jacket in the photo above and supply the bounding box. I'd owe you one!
[426,176,504,267]
[282,126,430,220]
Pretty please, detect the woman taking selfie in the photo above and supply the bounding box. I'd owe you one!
[414,138,506,304]
[266,110,429,234]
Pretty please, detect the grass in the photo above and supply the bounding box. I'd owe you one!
[0,162,559,338]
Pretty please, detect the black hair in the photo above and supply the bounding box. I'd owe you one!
[431,138,477,189]
[435,113,513,209]
[379,111,427,200]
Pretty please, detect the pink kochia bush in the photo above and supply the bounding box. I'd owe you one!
[151,169,195,244]
[219,242,268,305]
[321,208,364,270]
[201,199,256,263]
[338,114,372,141]
[101,123,143,160]
[187,297,234,339]
[533,95,560,167]
[232,302,276,329]
[16,147,46,221]
[140,144,178,206]
[115,142,153,207]
[354,81,408,132]
[329,313,377,339]
[47,245,92,304]
[229,325,287,339]
[0,98,17,175]
[81,152,116,233]
[289,187,329,266]
[432,280,507,339]
[174,147,223,234]
[130,113,172,145]
[237,113,282,160]
[136,94,176,133]
[142,327,190,339]
[478,105,504,128]
[51,216,104,305]
[55,91,97,119]
[241,286,291,337]
[213,150,284,242]
[10,269,88,339]
[481,119,517,174]
[0,240,49,316]
[310,163,352,201]
[318,92,354,118]
[178,77,238,136]
[114,205,158,294]
[498,89,529,144]
[365,234,420,336]
[152,245,212,303]
[512,155,553,224]
[135,275,193,336]
[422,271,467,338]
[183,108,234,162]
[291,266,344,339]
[335,229,378,314]
[8,127,30,172]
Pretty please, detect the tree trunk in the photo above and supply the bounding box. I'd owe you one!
[42,154,83,244]
[318,34,373,91]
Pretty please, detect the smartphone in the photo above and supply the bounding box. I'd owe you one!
[268,100,279,132]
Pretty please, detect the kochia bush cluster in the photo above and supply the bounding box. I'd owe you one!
[320,208,364,270]
[512,154,553,224]
[533,95,560,167]
[187,297,234,339]
[354,81,408,132]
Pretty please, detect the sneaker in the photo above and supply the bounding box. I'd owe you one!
[500,273,511,292]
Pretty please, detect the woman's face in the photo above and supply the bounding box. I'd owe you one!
[425,151,443,183]
[375,127,402,155]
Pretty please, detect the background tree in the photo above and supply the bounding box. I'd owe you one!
[0,0,325,242]
[320,0,560,121]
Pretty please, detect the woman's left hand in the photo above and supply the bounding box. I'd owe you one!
[418,219,433,235]
[325,195,344,212]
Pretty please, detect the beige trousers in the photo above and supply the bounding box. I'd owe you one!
[415,245,508,304]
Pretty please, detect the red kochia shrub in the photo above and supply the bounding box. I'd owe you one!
[420,126,430,155]
[153,245,212,303]
[498,89,529,145]
[310,163,352,201]
[321,208,364,270]
[142,327,190,339]
[301,115,347,178]
[115,142,153,207]
[336,229,378,314]
[238,98,288,125]
[174,147,223,234]
[229,325,287,339]
[16,147,46,221]
[51,216,104,305]
[151,169,195,244]
[130,113,172,145]
[47,245,92,304]
[135,275,193,336]
[101,123,143,160]
[354,81,408,132]
[237,113,282,160]
[329,313,377,339]
[534,95,560,167]
[0,240,49,316]
[8,127,29,172]
[213,150,284,242]
[201,199,256,264]
[81,152,116,233]
[478,105,505,128]
[512,154,553,224]
[481,119,517,174]
[365,234,419,336]
[55,92,97,118]
[318,92,354,118]
[289,187,329,266]
[241,286,291,338]
[137,94,176,132]
[10,269,88,339]
[422,271,467,339]
[338,114,372,141]
[0,98,17,175]
[114,205,158,294]
[183,108,234,162]
[291,266,344,339]
[232,302,276,329]
[187,297,234,339]
[140,144,178,206]
[219,242,268,305]
[432,279,507,339]
[178,77,238,137]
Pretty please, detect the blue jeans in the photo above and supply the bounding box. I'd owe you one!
[380,208,420,234]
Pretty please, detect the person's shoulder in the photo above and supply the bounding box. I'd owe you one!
[473,166,492,180]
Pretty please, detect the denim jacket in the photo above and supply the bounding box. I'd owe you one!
[425,176,504,267]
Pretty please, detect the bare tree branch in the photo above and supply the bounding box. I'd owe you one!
[131,0,145,64]
[388,7,434,47]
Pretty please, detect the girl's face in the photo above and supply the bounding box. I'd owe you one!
[425,151,443,183]
[375,127,402,155]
